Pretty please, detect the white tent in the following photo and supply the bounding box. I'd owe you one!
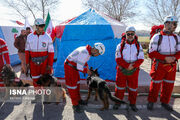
[0,20,23,65]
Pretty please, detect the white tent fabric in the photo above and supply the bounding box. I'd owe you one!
[0,21,22,65]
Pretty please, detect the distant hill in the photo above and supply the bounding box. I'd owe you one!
[136,30,150,37]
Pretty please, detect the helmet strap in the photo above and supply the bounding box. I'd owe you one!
[91,47,99,56]
[163,29,172,35]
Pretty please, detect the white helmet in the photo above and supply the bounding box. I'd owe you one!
[34,18,45,26]
[125,26,136,32]
[164,15,178,23]
[94,42,105,55]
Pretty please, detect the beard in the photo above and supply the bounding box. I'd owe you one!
[166,24,176,33]
[127,38,134,42]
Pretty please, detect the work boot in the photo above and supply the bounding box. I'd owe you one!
[31,95,42,104]
[113,103,121,110]
[130,104,138,112]
[161,103,173,112]
[147,102,154,110]
[78,99,88,105]
[72,105,82,113]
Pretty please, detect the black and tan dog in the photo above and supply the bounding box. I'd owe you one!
[1,64,29,87]
[86,67,127,111]
[36,74,66,104]
[0,65,30,102]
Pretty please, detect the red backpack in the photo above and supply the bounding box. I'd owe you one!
[150,25,164,39]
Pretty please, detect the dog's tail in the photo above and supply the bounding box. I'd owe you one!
[102,83,127,104]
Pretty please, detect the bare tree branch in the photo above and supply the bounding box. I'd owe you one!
[82,0,137,22]
[4,0,60,21]
[144,0,180,25]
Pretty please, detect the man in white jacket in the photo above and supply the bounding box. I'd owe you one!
[113,26,144,112]
[147,16,180,111]
[64,43,105,113]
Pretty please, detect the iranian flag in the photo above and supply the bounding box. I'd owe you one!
[44,12,55,42]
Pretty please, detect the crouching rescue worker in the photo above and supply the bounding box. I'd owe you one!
[147,15,180,112]
[113,26,144,112]
[64,43,105,113]
[25,18,54,103]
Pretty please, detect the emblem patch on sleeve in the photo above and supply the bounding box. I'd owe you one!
[42,42,46,47]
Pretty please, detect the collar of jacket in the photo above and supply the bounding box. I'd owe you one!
[33,31,45,36]
[86,45,91,55]
[161,30,175,36]
[18,34,27,38]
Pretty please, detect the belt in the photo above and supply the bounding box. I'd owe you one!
[65,61,77,70]
[31,56,48,65]
[155,59,176,64]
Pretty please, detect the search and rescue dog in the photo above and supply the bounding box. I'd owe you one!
[1,65,29,87]
[36,74,66,104]
[0,64,30,102]
[86,67,127,111]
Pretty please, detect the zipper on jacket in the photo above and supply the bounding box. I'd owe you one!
[37,36,39,52]
[168,36,171,55]
[130,45,131,63]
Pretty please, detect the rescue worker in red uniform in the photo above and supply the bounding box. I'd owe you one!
[64,43,105,113]
[0,38,11,87]
[147,16,180,111]
[25,18,54,102]
[113,26,144,112]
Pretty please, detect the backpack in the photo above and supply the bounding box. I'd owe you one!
[120,35,140,57]
[148,33,178,53]
[156,34,178,52]
[150,25,164,39]
[148,24,178,53]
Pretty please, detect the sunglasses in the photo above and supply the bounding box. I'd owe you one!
[38,24,45,28]
[127,33,135,36]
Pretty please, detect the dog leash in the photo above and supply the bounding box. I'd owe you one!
[0,101,5,109]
